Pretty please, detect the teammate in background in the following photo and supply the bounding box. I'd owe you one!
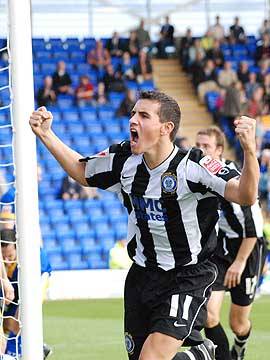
[29,91,259,360]
[0,187,52,359]
[195,126,267,360]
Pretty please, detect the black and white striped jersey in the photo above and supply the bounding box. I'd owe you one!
[218,160,264,240]
[83,141,239,271]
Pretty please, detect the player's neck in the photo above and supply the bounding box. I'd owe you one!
[143,141,174,170]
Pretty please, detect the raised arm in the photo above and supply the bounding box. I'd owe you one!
[224,116,259,205]
[29,107,88,186]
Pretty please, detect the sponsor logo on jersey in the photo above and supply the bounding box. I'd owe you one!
[199,156,223,175]
[131,195,168,222]
[125,332,135,354]
[161,172,177,194]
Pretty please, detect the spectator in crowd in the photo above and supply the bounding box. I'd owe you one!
[255,32,270,64]
[135,19,151,50]
[60,175,82,200]
[116,89,136,117]
[201,30,214,52]
[197,59,219,104]
[237,61,250,84]
[263,73,270,106]
[87,40,111,70]
[133,49,153,83]
[174,136,190,150]
[258,148,270,207]
[218,61,238,88]
[259,19,270,38]
[188,39,205,68]
[106,31,125,57]
[36,75,56,108]
[229,16,246,44]
[93,82,108,105]
[52,60,73,96]
[117,51,135,80]
[80,186,100,200]
[245,72,260,99]
[179,28,193,70]
[257,59,270,83]
[246,86,266,118]
[102,64,126,93]
[206,39,224,68]
[75,75,94,108]
[190,51,206,88]
[157,15,175,58]
[210,15,225,42]
[127,30,140,56]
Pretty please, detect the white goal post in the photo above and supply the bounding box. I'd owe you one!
[8,0,43,359]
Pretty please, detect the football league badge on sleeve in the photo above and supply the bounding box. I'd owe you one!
[125,332,135,354]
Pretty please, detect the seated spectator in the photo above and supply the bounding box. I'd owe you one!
[218,61,238,88]
[245,72,260,99]
[135,19,151,50]
[52,61,73,95]
[80,187,100,200]
[127,31,140,56]
[102,64,126,93]
[75,75,94,107]
[116,89,136,117]
[257,59,270,83]
[210,15,225,42]
[229,16,246,44]
[259,19,270,38]
[60,175,82,200]
[237,61,250,84]
[117,52,135,80]
[157,15,175,58]
[93,82,108,105]
[206,39,224,68]
[87,40,111,70]
[179,28,193,70]
[197,59,219,104]
[201,30,214,52]
[36,75,56,107]
[263,73,270,106]
[258,149,270,206]
[188,39,205,68]
[246,86,267,118]
[133,49,153,83]
[256,32,270,64]
[106,31,125,57]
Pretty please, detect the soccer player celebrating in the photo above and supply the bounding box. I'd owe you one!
[196,126,267,360]
[30,91,259,360]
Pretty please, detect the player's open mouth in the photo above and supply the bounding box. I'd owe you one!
[130,129,139,144]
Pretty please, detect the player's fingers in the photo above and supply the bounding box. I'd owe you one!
[37,106,47,112]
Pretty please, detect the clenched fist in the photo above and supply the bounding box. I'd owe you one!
[29,106,53,138]
[234,116,256,154]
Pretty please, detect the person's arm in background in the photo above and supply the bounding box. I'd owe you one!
[29,107,87,186]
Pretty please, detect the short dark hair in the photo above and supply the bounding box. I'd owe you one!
[138,91,181,141]
[197,126,225,152]
[1,229,16,247]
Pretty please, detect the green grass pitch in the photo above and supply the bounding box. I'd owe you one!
[43,296,270,359]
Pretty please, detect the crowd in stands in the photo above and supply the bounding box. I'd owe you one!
[178,16,270,217]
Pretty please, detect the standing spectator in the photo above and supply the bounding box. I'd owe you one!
[127,31,140,56]
[237,61,250,85]
[259,19,270,38]
[179,28,193,70]
[102,64,126,93]
[87,40,111,70]
[118,52,135,80]
[229,16,246,44]
[210,15,225,42]
[201,30,214,52]
[188,39,205,68]
[246,86,266,118]
[36,75,56,108]
[116,89,136,117]
[218,61,238,88]
[258,149,270,206]
[52,61,73,96]
[256,32,270,64]
[257,59,270,83]
[133,49,153,83]
[60,175,82,200]
[106,31,125,57]
[75,75,94,108]
[245,72,260,99]
[206,39,224,68]
[157,15,175,58]
[93,82,108,105]
[197,59,219,104]
[135,19,151,50]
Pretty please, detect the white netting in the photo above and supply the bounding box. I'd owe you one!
[0,2,21,359]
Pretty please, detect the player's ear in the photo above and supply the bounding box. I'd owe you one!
[161,121,174,136]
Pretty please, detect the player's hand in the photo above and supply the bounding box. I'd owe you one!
[234,116,256,154]
[3,278,15,304]
[29,106,53,137]
[223,259,246,289]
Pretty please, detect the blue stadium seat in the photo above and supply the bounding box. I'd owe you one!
[87,254,108,269]
[50,214,69,226]
[55,223,75,240]
[83,199,102,212]
[70,74,80,86]
[82,38,96,50]
[205,91,219,113]
[52,123,66,135]
[67,253,89,270]
[79,107,97,121]
[40,62,56,74]
[35,50,52,62]
[62,109,80,122]
[98,105,115,120]
[65,38,81,51]
[0,73,8,87]
[101,237,115,252]
[65,206,85,218]
[43,238,62,256]
[61,237,82,255]
[32,38,46,51]
[64,200,83,210]
[44,199,64,211]
[138,80,155,91]
[102,122,121,135]
[57,95,74,109]
[70,51,86,63]
[66,122,84,135]
[80,237,96,252]
[76,63,91,75]
[48,253,69,271]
